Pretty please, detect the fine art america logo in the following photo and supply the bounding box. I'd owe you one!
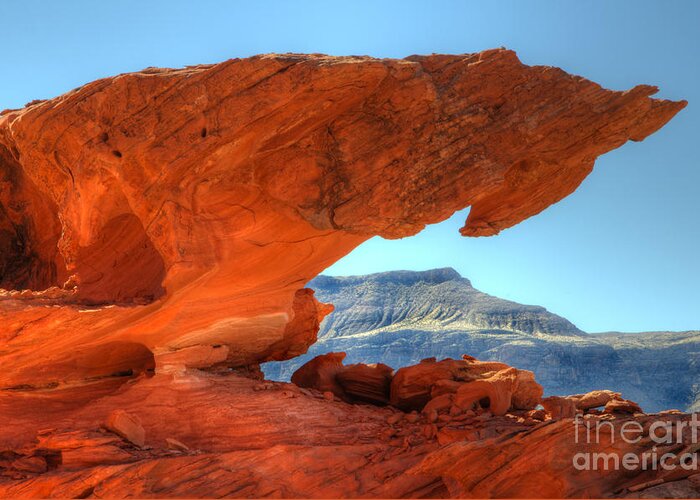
[573,413,700,472]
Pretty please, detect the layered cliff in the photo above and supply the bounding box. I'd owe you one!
[0,50,687,497]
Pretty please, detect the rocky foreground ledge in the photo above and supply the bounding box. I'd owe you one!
[1,355,699,498]
[0,50,687,497]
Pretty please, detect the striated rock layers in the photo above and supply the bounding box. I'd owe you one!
[4,355,700,498]
[0,50,687,497]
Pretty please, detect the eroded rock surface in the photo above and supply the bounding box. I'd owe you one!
[0,366,693,499]
[293,353,541,413]
[0,50,687,497]
[0,50,685,390]
[388,356,543,414]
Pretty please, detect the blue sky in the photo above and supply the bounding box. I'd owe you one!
[1,1,697,332]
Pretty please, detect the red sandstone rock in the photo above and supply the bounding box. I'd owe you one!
[386,413,402,425]
[290,352,347,399]
[570,389,622,410]
[390,358,542,414]
[658,409,685,415]
[59,445,134,471]
[0,50,687,499]
[510,369,543,410]
[405,412,420,424]
[103,411,145,448]
[9,457,46,474]
[430,379,465,398]
[155,344,229,372]
[542,395,578,419]
[336,363,394,405]
[0,50,685,394]
[33,430,135,470]
[451,367,542,416]
[603,398,643,415]
[390,359,468,410]
[454,379,510,415]
[437,427,480,445]
[525,409,546,421]
[291,352,393,404]
[165,438,190,452]
[422,394,454,415]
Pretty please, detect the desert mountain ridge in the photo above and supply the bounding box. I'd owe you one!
[265,267,700,413]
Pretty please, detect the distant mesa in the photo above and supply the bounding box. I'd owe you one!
[265,268,700,413]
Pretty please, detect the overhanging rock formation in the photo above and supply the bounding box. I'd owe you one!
[0,49,685,392]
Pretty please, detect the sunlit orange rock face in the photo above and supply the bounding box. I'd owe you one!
[0,50,687,497]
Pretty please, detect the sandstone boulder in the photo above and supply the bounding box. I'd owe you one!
[291,352,348,399]
[451,367,542,416]
[291,353,394,405]
[391,358,542,414]
[454,379,509,414]
[570,390,622,410]
[542,396,577,419]
[603,398,643,415]
[510,369,544,410]
[430,379,464,398]
[525,409,547,421]
[389,359,468,410]
[336,363,394,405]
